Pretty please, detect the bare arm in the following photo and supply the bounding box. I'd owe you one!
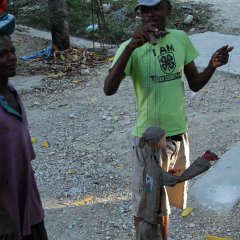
[103,44,133,96]
[184,45,233,92]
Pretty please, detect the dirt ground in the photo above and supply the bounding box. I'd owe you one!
[191,0,240,35]
[9,1,240,239]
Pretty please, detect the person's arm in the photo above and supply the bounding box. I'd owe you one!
[0,157,18,234]
[184,45,233,92]
[103,44,133,96]
[104,25,169,96]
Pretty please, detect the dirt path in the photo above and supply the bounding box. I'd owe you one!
[10,31,240,240]
[9,1,240,239]
[191,0,240,35]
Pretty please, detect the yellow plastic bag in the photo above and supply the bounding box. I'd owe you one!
[71,196,93,206]
[205,235,233,240]
[181,207,193,217]
[41,141,49,148]
[31,137,37,144]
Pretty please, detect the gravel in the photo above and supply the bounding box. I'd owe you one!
[11,3,240,237]
[15,62,239,240]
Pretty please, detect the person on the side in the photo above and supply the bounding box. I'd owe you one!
[0,33,48,240]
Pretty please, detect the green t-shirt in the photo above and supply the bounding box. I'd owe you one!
[112,29,199,137]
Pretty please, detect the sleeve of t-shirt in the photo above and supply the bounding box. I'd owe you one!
[183,32,199,66]
[110,39,133,77]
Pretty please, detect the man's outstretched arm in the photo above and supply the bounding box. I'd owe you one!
[184,45,233,92]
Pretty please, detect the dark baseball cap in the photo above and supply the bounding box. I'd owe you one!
[134,0,162,11]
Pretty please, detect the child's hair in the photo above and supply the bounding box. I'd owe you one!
[139,126,165,148]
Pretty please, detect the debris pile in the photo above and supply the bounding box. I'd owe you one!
[19,47,110,82]
[46,48,108,76]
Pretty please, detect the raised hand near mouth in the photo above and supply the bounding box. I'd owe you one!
[128,24,169,50]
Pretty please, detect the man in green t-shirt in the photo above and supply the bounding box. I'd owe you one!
[104,0,233,239]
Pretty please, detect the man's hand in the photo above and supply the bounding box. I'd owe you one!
[128,24,169,50]
[209,45,234,69]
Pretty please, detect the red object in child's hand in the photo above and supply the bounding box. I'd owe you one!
[202,150,219,161]
[168,168,181,174]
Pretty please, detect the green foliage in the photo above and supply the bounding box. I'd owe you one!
[8,0,204,44]
[9,0,50,30]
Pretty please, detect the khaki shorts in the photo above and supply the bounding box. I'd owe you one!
[132,133,189,217]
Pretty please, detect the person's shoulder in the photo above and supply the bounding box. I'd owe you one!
[7,83,19,95]
[114,39,132,54]
[167,29,190,45]
[118,38,132,48]
[8,83,16,91]
[168,29,188,37]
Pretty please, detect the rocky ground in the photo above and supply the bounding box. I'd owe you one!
[192,0,240,35]
[9,1,240,239]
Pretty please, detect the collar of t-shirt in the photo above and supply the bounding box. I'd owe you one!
[0,93,22,120]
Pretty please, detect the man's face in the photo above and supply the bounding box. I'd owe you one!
[140,1,169,29]
[0,36,17,78]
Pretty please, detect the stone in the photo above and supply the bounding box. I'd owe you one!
[184,15,194,25]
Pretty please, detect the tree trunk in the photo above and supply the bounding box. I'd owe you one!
[48,0,70,51]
